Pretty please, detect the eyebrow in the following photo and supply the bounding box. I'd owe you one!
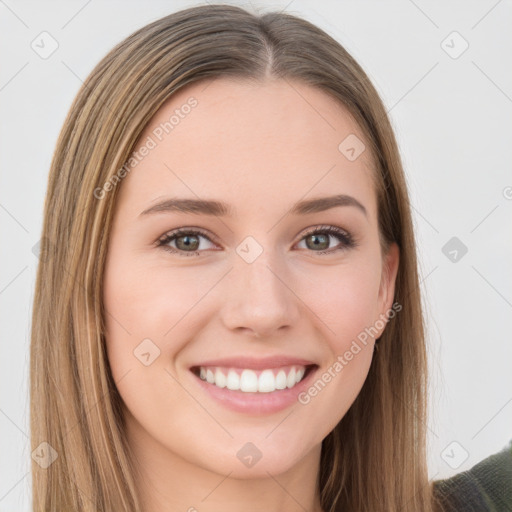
[139,194,367,218]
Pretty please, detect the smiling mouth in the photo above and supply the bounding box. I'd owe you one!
[190,364,317,393]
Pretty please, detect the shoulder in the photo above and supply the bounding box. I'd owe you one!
[432,439,512,511]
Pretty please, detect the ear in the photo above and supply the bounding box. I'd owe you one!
[375,242,400,337]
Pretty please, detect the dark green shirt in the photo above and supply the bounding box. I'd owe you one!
[433,439,512,511]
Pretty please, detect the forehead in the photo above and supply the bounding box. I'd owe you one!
[116,77,377,221]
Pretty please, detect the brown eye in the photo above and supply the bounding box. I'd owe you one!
[297,225,355,254]
[157,228,216,256]
[175,233,200,251]
[156,225,356,258]
[304,232,330,251]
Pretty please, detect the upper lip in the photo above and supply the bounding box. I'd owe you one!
[190,355,317,371]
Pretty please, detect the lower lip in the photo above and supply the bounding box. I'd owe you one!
[190,366,318,415]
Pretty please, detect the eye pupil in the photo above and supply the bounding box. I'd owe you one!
[176,234,199,251]
[306,233,329,251]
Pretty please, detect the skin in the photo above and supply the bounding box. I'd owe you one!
[103,77,399,512]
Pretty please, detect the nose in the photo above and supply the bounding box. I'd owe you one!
[220,250,301,339]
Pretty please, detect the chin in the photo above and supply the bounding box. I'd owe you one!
[200,438,313,479]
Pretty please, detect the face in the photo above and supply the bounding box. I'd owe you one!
[103,77,399,479]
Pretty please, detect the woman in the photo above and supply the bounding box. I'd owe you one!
[29,4,510,511]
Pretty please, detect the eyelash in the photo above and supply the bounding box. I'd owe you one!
[156,225,357,257]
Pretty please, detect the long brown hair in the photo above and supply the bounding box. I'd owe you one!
[30,4,440,510]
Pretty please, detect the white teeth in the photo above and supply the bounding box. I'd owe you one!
[275,370,287,390]
[226,370,240,391]
[214,368,227,388]
[258,369,276,393]
[196,365,309,393]
[286,367,296,388]
[240,370,258,392]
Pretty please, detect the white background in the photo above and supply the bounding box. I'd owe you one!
[1,1,511,509]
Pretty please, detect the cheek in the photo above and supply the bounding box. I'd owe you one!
[299,258,382,347]
[293,262,380,428]
[103,253,203,343]
[102,255,203,431]
[102,250,222,393]
[295,257,380,403]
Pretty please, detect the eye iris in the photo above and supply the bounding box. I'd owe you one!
[176,234,199,251]
[306,233,329,251]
